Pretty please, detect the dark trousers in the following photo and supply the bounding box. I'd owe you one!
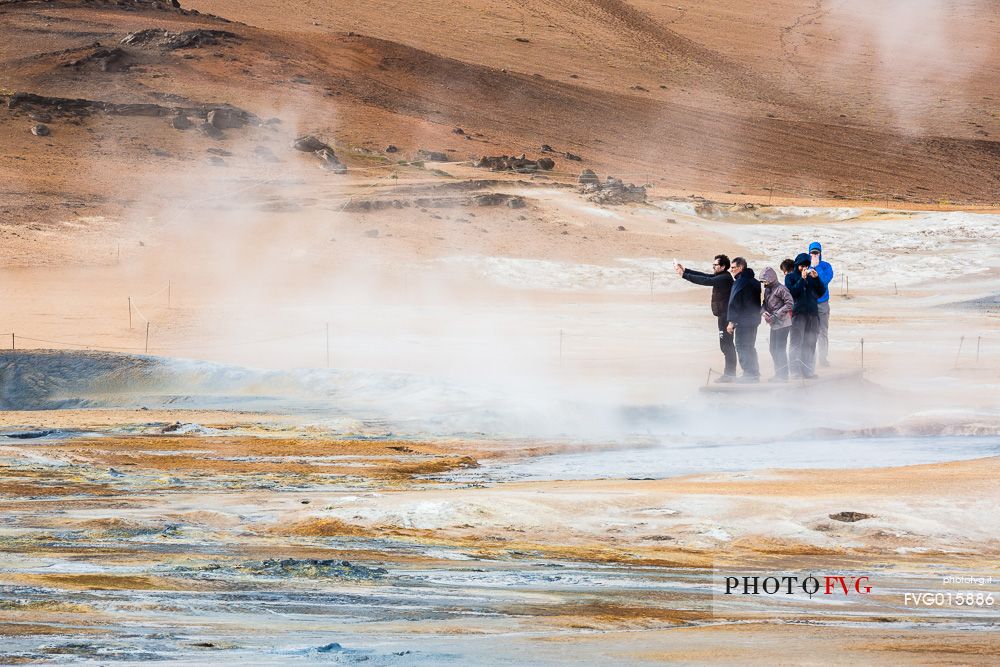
[789,314,820,377]
[769,325,790,378]
[717,314,737,376]
[734,323,760,377]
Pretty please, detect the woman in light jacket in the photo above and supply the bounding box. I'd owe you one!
[761,265,794,382]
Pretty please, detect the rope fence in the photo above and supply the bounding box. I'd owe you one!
[2,328,996,374]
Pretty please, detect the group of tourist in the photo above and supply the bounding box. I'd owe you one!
[675,243,833,383]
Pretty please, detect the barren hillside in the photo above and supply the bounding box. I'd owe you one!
[2,0,999,211]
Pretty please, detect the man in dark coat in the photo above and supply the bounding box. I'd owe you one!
[675,254,737,382]
[785,252,827,379]
[725,257,762,382]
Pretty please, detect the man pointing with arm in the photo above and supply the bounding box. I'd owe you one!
[675,254,737,383]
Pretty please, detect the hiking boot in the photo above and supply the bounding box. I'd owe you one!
[736,375,760,384]
[714,374,736,383]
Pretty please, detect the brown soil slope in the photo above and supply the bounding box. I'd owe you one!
[2,0,999,204]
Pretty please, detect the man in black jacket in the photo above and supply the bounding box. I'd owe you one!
[724,257,762,382]
[785,252,827,379]
[675,254,737,382]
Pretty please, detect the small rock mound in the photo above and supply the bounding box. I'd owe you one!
[64,47,132,73]
[121,28,239,50]
[416,149,448,162]
[292,135,331,152]
[580,173,646,205]
[829,511,874,523]
[291,136,346,173]
[30,123,50,137]
[474,154,555,173]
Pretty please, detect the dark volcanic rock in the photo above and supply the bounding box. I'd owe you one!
[586,177,646,205]
[578,169,599,186]
[28,112,52,123]
[829,511,874,523]
[5,93,257,125]
[65,47,132,73]
[171,114,192,130]
[563,151,582,161]
[292,135,331,152]
[385,144,398,153]
[315,147,346,173]
[207,108,246,129]
[30,123,50,136]
[537,157,556,170]
[416,149,448,162]
[253,145,279,162]
[475,154,554,173]
[199,121,224,139]
[122,28,239,50]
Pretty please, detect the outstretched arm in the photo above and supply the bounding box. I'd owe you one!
[682,269,728,287]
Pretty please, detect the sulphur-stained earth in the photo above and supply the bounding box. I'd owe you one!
[2,0,1000,664]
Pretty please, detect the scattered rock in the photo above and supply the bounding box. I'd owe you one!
[364,229,380,238]
[472,193,525,208]
[474,154,555,173]
[290,74,310,84]
[315,147,346,173]
[253,145,279,162]
[537,157,555,170]
[291,135,331,152]
[206,147,232,156]
[581,174,647,205]
[385,144,398,153]
[617,225,626,231]
[207,108,246,130]
[514,37,531,43]
[630,85,649,92]
[121,28,240,50]
[208,156,226,166]
[563,151,582,161]
[30,123,50,137]
[199,121,224,139]
[452,127,465,135]
[171,114,192,130]
[238,558,388,579]
[540,144,554,152]
[151,148,171,157]
[416,149,448,162]
[28,112,51,123]
[829,511,874,523]
[64,47,131,73]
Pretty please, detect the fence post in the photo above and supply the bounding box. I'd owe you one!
[977,336,981,363]
[845,275,849,297]
[10,333,13,351]
[954,336,964,368]
[145,322,150,353]
[860,337,864,370]
[128,297,132,329]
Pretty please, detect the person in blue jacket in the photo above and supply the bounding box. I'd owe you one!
[724,257,762,382]
[785,253,826,378]
[808,241,834,367]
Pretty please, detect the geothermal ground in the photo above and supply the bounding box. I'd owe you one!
[2,0,1000,664]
